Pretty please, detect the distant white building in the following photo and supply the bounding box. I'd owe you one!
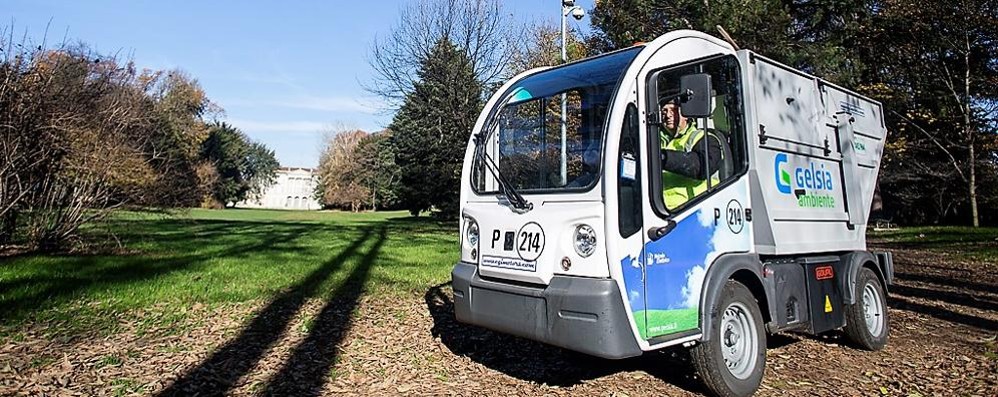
[238,167,320,210]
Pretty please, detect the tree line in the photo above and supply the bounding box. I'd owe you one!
[0,33,278,250]
[316,0,506,215]
[315,128,400,212]
[587,0,998,226]
[336,0,995,226]
[317,1,573,216]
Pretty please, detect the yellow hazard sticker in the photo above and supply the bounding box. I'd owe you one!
[824,295,833,312]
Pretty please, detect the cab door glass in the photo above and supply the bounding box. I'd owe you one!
[651,56,746,213]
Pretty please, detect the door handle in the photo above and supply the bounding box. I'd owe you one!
[647,220,677,241]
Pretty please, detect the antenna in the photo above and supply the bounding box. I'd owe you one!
[716,25,740,50]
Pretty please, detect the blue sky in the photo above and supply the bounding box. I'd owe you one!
[3,0,594,167]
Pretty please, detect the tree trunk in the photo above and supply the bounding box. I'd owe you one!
[0,211,16,246]
[969,144,978,227]
[963,33,980,227]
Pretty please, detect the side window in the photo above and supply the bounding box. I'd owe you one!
[618,103,641,237]
[649,56,746,213]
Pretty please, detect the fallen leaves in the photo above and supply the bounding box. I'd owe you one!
[1,246,996,396]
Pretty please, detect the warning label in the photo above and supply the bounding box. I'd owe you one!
[815,265,834,280]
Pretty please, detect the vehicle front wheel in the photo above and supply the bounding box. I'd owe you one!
[843,267,889,350]
[691,280,766,397]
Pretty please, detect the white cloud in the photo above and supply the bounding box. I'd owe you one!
[685,208,724,309]
[223,96,384,114]
[681,264,707,309]
[682,205,752,309]
[232,71,297,86]
[697,207,716,227]
[279,96,384,113]
[628,255,641,268]
[226,119,328,134]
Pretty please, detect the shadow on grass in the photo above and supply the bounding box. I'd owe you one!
[869,232,998,262]
[894,272,995,295]
[384,216,454,232]
[888,296,998,331]
[890,284,998,313]
[260,227,386,396]
[0,220,318,324]
[764,329,850,350]
[2,212,453,393]
[0,215,452,327]
[158,228,379,396]
[423,282,703,393]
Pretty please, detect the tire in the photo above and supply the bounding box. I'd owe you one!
[843,267,889,350]
[691,280,766,397]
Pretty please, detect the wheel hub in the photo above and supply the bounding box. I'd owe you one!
[862,282,885,337]
[719,302,758,380]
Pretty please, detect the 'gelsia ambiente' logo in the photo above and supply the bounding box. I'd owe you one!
[774,153,836,208]
[774,153,792,194]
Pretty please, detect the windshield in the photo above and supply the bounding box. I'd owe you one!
[474,47,642,193]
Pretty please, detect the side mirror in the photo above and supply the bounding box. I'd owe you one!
[680,73,712,118]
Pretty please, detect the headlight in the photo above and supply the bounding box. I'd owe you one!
[465,217,479,247]
[574,224,597,257]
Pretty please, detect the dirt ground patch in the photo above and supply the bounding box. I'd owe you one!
[2,247,996,396]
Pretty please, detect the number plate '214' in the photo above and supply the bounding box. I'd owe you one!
[489,223,546,263]
[490,230,541,253]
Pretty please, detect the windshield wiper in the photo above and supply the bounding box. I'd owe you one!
[473,92,533,213]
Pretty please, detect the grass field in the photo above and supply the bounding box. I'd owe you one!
[1,211,996,395]
[868,225,998,262]
[0,208,458,338]
[3,212,992,340]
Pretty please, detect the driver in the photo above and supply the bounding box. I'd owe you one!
[659,99,722,209]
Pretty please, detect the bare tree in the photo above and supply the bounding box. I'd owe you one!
[506,22,588,77]
[0,26,225,250]
[315,128,370,212]
[877,0,998,227]
[0,37,150,248]
[366,0,519,107]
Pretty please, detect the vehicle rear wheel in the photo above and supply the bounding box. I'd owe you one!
[691,280,765,397]
[844,267,889,350]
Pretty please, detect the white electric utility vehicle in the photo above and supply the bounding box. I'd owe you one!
[452,30,893,397]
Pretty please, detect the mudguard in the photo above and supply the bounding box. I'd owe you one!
[697,253,771,341]
[840,251,891,305]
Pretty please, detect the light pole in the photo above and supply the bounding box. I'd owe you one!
[560,0,584,185]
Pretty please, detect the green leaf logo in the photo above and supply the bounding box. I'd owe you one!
[781,170,791,185]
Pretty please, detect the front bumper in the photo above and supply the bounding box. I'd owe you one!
[451,261,642,359]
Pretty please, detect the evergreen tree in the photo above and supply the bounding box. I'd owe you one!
[587,0,998,225]
[588,0,870,83]
[201,122,278,207]
[388,38,483,218]
[354,131,402,210]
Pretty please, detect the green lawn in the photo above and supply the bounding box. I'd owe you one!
[868,226,998,263]
[0,208,458,338]
[3,212,991,341]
